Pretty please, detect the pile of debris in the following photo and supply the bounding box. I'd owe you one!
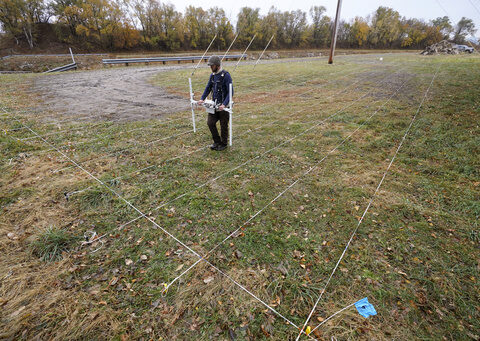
[421,40,458,55]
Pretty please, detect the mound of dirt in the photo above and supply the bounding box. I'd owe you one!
[421,40,458,55]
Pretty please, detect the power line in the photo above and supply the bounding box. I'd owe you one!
[434,0,450,17]
[467,0,480,19]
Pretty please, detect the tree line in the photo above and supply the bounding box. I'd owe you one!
[0,0,477,51]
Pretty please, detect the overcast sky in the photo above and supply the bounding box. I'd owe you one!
[169,0,480,34]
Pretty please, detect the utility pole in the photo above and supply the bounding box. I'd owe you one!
[328,0,343,64]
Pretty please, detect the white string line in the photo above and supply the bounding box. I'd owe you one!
[7,59,364,155]
[53,103,278,175]
[17,55,387,144]
[10,56,394,129]
[62,64,385,191]
[161,75,411,295]
[79,67,403,248]
[99,66,408,237]
[66,114,287,199]
[7,58,341,127]
[14,122,197,171]
[49,65,365,172]
[434,0,450,16]
[65,52,367,185]
[6,64,394,173]
[80,61,391,184]
[311,301,357,332]
[17,113,189,141]
[1,106,313,338]
[298,68,439,340]
[20,110,196,152]
[8,61,378,156]
[2,58,401,336]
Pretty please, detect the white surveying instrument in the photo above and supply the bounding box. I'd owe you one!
[188,77,234,146]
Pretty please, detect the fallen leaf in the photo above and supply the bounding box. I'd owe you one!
[10,306,26,318]
[7,232,17,240]
[125,259,133,266]
[203,276,214,284]
[293,250,302,258]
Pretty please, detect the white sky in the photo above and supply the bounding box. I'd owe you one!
[167,0,480,34]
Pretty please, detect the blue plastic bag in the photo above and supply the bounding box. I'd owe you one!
[355,297,377,318]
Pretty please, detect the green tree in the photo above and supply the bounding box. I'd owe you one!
[453,17,476,43]
[236,7,260,47]
[308,5,330,48]
[257,7,279,48]
[0,0,47,47]
[368,6,403,48]
[402,19,442,48]
[209,7,234,50]
[0,0,24,44]
[350,17,370,47]
[50,0,84,38]
[432,16,453,40]
[279,9,308,48]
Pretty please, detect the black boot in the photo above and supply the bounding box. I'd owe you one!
[210,142,219,150]
[216,144,227,151]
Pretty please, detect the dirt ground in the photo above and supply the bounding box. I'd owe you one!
[31,58,327,122]
[34,65,192,122]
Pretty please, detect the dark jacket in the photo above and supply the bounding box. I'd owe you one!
[201,70,234,106]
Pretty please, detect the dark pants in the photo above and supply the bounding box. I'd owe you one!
[207,110,229,145]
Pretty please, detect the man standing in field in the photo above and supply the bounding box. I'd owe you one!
[197,55,234,151]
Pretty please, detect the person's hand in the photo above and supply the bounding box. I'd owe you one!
[197,99,204,105]
[218,104,225,111]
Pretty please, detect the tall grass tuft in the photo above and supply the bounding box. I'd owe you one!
[31,227,78,262]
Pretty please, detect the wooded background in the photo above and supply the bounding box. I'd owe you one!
[0,0,477,51]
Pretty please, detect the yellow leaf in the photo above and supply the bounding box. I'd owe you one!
[306,326,311,335]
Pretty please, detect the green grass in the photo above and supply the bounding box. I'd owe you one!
[30,226,79,262]
[0,53,479,340]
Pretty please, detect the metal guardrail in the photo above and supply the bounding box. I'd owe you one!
[102,54,247,65]
[1,53,108,60]
[0,70,32,74]
[44,62,77,73]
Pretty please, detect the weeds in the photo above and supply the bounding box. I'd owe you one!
[30,226,79,262]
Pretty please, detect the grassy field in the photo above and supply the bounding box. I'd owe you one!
[0,53,479,340]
